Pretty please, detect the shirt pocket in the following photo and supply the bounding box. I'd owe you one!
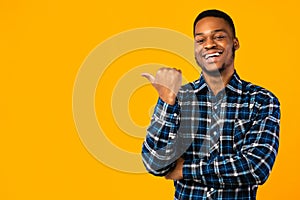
[233,119,252,151]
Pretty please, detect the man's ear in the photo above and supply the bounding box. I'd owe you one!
[233,38,240,50]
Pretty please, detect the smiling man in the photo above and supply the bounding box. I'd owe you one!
[141,9,280,200]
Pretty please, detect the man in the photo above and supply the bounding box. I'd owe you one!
[141,9,280,200]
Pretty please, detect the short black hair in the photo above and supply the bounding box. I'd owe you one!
[193,9,236,37]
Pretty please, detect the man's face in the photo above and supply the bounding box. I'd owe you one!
[194,17,239,75]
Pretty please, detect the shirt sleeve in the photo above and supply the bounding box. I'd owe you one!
[182,96,280,188]
[142,98,181,176]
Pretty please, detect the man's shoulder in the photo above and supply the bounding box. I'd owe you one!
[176,80,204,103]
[240,78,279,105]
[179,80,202,93]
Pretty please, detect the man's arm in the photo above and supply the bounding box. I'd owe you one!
[174,95,280,188]
[141,68,182,176]
[142,98,181,176]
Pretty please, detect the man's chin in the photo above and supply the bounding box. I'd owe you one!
[201,66,224,77]
[195,58,225,77]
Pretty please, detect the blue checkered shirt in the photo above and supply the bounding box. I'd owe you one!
[142,71,280,200]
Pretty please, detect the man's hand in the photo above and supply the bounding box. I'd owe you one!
[165,157,184,180]
[141,68,182,105]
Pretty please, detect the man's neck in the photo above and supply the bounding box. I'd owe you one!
[203,68,234,95]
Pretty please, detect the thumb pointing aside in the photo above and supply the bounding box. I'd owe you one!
[141,73,155,83]
[141,68,181,105]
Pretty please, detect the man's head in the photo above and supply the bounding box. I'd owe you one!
[193,9,236,38]
[193,9,239,76]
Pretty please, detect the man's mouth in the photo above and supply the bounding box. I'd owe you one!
[204,52,222,60]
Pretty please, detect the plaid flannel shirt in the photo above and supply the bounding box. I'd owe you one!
[142,71,280,200]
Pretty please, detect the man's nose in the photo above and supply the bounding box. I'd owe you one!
[204,38,216,49]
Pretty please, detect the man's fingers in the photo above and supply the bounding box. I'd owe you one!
[141,72,155,83]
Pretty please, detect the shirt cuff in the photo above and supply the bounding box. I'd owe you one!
[154,98,180,125]
[183,157,214,181]
[182,159,202,180]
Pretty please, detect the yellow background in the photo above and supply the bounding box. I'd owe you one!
[0,0,298,199]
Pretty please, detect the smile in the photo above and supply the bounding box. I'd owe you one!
[204,52,222,60]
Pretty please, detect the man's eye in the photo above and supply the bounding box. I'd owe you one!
[215,35,225,40]
[196,39,204,44]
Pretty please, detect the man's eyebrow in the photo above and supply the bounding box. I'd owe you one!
[195,29,228,36]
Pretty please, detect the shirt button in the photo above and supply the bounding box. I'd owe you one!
[174,113,177,117]
[214,105,218,110]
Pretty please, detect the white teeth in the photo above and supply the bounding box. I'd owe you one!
[205,52,220,59]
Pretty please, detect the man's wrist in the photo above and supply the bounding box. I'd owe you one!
[160,93,176,105]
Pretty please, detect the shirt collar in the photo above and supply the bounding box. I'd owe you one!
[192,70,243,95]
[225,71,243,95]
[191,73,208,94]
